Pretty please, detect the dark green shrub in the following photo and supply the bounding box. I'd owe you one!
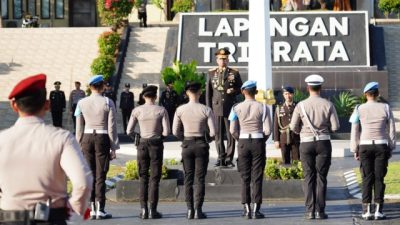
[90,55,115,81]
[124,160,168,180]
[293,89,308,103]
[332,91,359,118]
[379,0,400,17]
[97,0,134,28]
[265,159,304,180]
[98,31,121,56]
[265,159,280,180]
[171,0,194,13]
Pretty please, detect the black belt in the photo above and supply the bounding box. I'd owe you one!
[140,136,162,142]
[0,208,68,222]
[184,136,206,141]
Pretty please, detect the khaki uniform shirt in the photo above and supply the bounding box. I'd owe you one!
[126,102,170,138]
[290,95,339,138]
[0,116,92,215]
[75,93,119,150]
[69,89,86,107]
[229,99,272,140]
[172,101,216,139]
[350,101,396,152]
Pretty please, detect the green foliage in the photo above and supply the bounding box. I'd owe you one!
[97,0,134,28]
[161,61,206,95]
[152,0,164,9]
[124,160,169,180]
[264,159,304,180]
[332,91,360,118]
[91,55,115,81]
[98,31,121,56]
[171,0,194,13]
[378,0,400,17]
[164,158,181,166]
[293,89,308,103]
[359,94,367,104]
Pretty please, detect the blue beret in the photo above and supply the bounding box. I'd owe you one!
[305,74,324,86]
[282,86,294,94]
[241,80,257,90]
[89,75,103,85]
[363,82,378,93]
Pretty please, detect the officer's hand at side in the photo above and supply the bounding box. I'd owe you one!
[354,152,359,161]
[110,150,116,160]
[274,141,280,149]
[227,88,234,94]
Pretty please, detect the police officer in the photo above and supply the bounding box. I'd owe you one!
[50,81,66,127]
[75,75,119,220]
[350,82,396,220]
[127,85,170,219]
[69,81,86,130]
[173,82,216,219]
[229,80,272,219]
[290,74,339,220]
[120,83,135,133]
[273,86,300,164]
[206,48,243,167]
[103,82,117,105]
[0,74,92,225]
[160,82,179,128]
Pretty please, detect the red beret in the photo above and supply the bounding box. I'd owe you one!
[8,74,47,100]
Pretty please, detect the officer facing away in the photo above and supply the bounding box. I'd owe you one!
[49,81,66,127]
[273,86,300,164]
[290,74,339,220]
[206,48,243,167]
[126,85,170,219]
[0,74,92,225]
[75,75,119,220]
[350,82,396,220]
[173,82,216,220]
[229,80,272,219]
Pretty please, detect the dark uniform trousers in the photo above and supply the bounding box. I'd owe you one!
[51,111,63,128]
[121,109,133,133]
[81,133,110,211]
[181,139,209,209]
[300,140,332,213]
[359,144,390,204]
[137,138,164,208]
[281,143,300,164]
[237,139,266,204]
[215,116,235,162]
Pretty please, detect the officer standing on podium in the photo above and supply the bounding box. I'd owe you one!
[126,85,170,219]
[173,82,216,219]
[350,82,396,220]
[290,74,339,220]
[229,80,272,219]
[273,86,300,164]
[0,74,92,225]
[206,48,243,167]
[75,75,119,220]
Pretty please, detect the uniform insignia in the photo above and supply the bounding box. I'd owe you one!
[228,75,235,81]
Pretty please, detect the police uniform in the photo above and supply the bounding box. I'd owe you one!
[0,74,92,225]
[273,86,300,164]
[173,82,216,219]
[126,85,170,219]
[290,74,339,220]
[159,85,179,128]
[69,82,86,129]
[75,75,119,220]
[229,80,272,219]
[120,83,135,133]
[102,83,117,105]
[49,81,66,127]
[349,82,396,220]
[206,48,243,167]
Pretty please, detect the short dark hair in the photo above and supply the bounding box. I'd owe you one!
[15,89,47,114]
[365,89,379,98]
[91,81,104,91]
[309,85,321,92]
[243,87,257,96]
[143,92,157,98]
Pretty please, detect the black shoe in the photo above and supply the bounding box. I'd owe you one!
[315,212,328,220]
[187,209,194,219]
[96,210,112,220]
[214,160,223,167]
[225,161,235,168]
[149,209,162,219]
[304,212,315,220]
[252,204,264,219]
[242,204,251,219]
[194,208,207,219]
[140,208,148,219]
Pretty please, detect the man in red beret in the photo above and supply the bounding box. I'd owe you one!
[0,74,92,225]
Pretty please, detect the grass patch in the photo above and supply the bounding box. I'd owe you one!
[354,161,400,195]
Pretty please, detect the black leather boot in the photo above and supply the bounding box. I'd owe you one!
[252,203,265,219]
[374,203,386,220]
[187,207,194,220]
[194,208,207,219]
[139,205,148,219]
[361,203,373,220]
[242,203,251,219]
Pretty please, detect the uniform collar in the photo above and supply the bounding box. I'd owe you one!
[15,116,44,125]
[92,93,102,97]
[244,98,256,102]
[145,102,155,105]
